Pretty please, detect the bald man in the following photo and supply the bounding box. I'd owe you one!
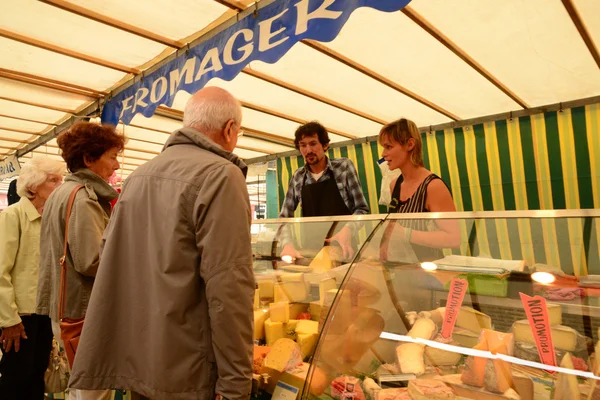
[69,87,255,400]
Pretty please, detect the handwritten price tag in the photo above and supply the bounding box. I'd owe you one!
[520,293,557,371]
[441,278,469,339]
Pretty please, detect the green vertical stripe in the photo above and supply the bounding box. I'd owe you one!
[506,219,523,260]
[435,130,453,204]
[452,128,474,211]
[495,120,517,210]
[277,158,285,210]
[422,132,431,170]
[518,116,541,209]
[327,149,334,159]
[544,112,566,209]
[354,144,371,212]
[473,124,494,211]
[297,155,304,169]
[340,147,349,159]
[266,169,279,218]
[544,112,572,271]
[555,218,574,275]
[530,219,548,264]
[572,107,594,209]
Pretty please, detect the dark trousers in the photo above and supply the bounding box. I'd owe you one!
[0,314,53,400]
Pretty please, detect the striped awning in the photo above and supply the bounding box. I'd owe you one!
[276,102,600,274]
[1,0,600,194]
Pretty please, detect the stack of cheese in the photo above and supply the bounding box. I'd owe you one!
[460,329,515,395]
[510,304,584,364]
[263,301,319,358]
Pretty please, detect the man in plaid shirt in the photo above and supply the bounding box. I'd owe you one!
[279,122,369,259]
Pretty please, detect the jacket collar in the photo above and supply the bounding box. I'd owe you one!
[65,169,118,202]
[163,127,248,177]
[20,197,41,222]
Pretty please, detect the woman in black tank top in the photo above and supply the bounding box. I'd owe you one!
[379,118,461,262]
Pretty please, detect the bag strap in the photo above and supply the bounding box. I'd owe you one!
[58,185,85,320]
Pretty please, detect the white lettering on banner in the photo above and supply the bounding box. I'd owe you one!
[195,48,224,81]
[119,96,134,120]
[224,29,255,65]
[258,9,290,52]
[132,87,150,113]
[150,76,168,103]
[115,0,355,120]
[169,57,197,95]
[295,0,343,35]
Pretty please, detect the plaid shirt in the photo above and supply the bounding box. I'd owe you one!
[279,157,370,217]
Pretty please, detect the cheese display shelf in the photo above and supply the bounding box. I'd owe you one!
[250,210,600,400]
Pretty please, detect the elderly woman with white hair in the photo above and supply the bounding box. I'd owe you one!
[0,156,65,400]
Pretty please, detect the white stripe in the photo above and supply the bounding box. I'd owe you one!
[379,332,600,380]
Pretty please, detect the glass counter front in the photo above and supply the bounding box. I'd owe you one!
[251,210,600,400]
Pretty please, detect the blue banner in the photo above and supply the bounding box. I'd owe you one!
[101,0,412,125]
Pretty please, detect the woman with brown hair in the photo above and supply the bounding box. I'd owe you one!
[379,118,460,261]
[36,122,125,400]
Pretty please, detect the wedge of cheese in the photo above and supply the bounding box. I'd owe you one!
[461,333,489,387]
[512,320,578,352]
[554,353,580,400]
[408,318,438,340]
[309,245,342,273]
[482,330,514,394]
[456,307,492,334]
[396,343,425,375]
[262,338,303,373]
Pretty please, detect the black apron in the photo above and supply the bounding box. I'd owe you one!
[298,174,351,256]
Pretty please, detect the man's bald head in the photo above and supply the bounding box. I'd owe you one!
[183,87,242,134]
[183,87,242,152]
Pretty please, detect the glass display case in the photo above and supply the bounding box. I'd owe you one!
[250,210,600,400]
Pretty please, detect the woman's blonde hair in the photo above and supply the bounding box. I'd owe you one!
[378,118,424,167]
[16,157,66,199]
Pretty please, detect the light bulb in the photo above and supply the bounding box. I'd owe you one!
[421,262,437,271]
[531,272,555,284]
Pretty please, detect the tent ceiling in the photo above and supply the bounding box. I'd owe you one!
[1,0,600,194]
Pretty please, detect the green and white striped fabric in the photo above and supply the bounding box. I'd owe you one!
[277,103,600,275]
